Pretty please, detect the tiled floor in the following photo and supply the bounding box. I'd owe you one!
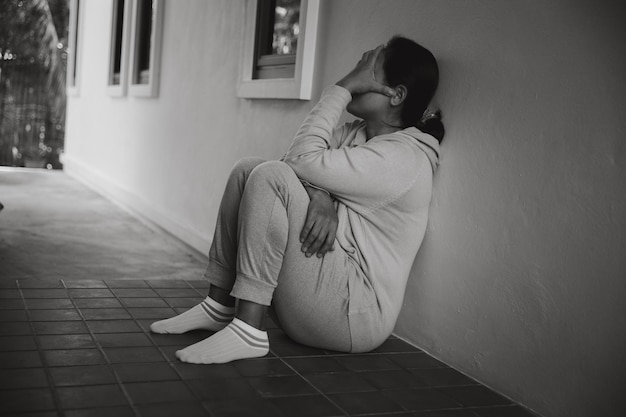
[0,278,537,417]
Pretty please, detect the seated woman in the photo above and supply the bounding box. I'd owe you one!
[150,36,444,364]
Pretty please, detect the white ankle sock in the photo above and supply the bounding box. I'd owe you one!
[175,318,269,364]
[150,296,234,334]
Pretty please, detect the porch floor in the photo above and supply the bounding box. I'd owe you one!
[0,169,537,417]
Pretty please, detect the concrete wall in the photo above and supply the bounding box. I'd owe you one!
[65,1,626,416]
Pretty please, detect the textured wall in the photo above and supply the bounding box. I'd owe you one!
[65,1,626,416]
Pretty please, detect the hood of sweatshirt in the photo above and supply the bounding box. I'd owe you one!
[397,127,440,173]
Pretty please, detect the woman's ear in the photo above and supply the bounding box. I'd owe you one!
[390,84,407,106]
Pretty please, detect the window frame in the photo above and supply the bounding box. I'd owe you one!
[66,0,83,96]
[107,0,132,97]
[128,0,165,98]
[238,0,320,100]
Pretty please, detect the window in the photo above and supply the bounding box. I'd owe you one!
[238,0,320,100]
[128,0,164,97]
[66,0,82,96]
[107,0,131,96]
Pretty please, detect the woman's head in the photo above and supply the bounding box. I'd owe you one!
[383,36,444,141]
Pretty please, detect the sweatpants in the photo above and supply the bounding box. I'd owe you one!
[203,157,365,353]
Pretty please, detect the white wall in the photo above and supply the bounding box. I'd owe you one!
[65,1,626,416]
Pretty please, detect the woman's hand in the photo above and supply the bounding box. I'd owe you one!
[336,45,394,97]
[300,187,338,258]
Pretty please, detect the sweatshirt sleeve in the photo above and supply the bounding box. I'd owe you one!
[283,85,423,213]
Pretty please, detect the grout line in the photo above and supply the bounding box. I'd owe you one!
[61,279,142,417]
[16,279,65,417]
[101,279,215,416]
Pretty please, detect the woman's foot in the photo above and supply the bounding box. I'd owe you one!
[150,296,234,334]
[175,318,269,364]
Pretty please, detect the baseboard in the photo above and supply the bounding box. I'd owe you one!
[63,154,211,260]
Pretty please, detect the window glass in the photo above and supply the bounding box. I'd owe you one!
[269,0,300,56]
[111,0,125,85]
[134,0,153,85]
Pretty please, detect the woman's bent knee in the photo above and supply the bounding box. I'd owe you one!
[249,161,298,185]
[231,157,266,177]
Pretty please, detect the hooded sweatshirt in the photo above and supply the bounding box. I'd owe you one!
[283,85,440,350]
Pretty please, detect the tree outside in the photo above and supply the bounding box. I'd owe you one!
[0,0,69,169]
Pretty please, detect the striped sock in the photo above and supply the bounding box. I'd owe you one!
[149,296,234,334]
[175,318,269,364]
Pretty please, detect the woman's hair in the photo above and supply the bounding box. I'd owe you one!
[383,36,445,142]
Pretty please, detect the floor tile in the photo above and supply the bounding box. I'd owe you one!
[44,349,105,366]
[37,334,95,350]
[73,298,123,308]
[411,367,479,387]
[87,320,141,333]
[247,375,318,397]
[113,362,179,382]
[106,280,150,288]
[104,346,165,363]
[382,388,461,411]
[127,307,176,319]
[125,380,196,404]
[56,384,128,409]
[18,280,64,289]
[0,350,43,368]
[330,390,406,415]
[0,334,37,350]
[204,397,281,417]
[95,332,152,348]
[437,386,512,407]
[64,406,135,417]
[0,299,25,310]
[81,308,131,320]
[21,289,68,299]
[68,288,115,298]
[187,280,211,289]
[147,280,193,288]
[28,309,82,321]
[119,297,168,307]
[0,368,49,389]
[472,405,539,416]
[414,410,479,417]
[32,321,89,335]
[233,357,294,377]
[0,387,55,413]
[63,280,109,289]
[150,332,209,347]
[164,297,203,308]
[111,288,158,298]
[0,321,32,335]
[283,356,346,374]
[387,352,448,369]
[360,369,428,389]
[306,371,376,394]
[153,288,199,298]
[189,378,259,400]
[136,402,208,417]
[269,395,344,417]
[25,298,75,309]
[172,362,240,380]
[334,354,400,372]
[0,289,21,298]
[372,337,423,353]
[49,365,116,386]
[0,309,28,321]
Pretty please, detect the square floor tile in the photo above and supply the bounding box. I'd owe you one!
[0,335,37,351]
[125,380,196,404]
[233,357,294,377]
[472,405,539,416]
[0,351,43,368]
[87,320,141,333]
[438,385,512,407]
[95,332,152,348]
[270,395,343,417]
[150,332,209,347]
[307,371,376,394]
[163,297,202,308]
[204,397,282,417]
[334,354,400,372]
[64,406,134,417]
[25,299,75,309]
[0,368,48,389]
[172,362,240,380]
[106,280,150,288]
[74,298,123,309]
[360,369,428,389]
[284,356,346,374]
[32,321,88,335]
[382,388,461,411]
[147,280,193,288]
[104,346,165,363]
[29,309,82,321]
[127,307,176,319]
[0,387,55,413]
[56,384,128,409]
[411,368,479,387]
[247,375,317,397]
[120,297,168,308]
[153,288,199,298]
[68,289,114,298]
[136,402,208,417]
[0,321,32,335]
[111,288,158,298]
[373,337,423,353]
[21,289,68,299]
[18,280,64,289]
[49,365,116,386]
[0,309,28,321]
[414,410,479,417]
[329,390,405,415]
[44,349,105,366]
[189,378,259,400]
[63,280,109,289]
[81,308,131,320]
[387,352,448,369]
[112,362,179,382]
[0,299,25,310]
[38,334,95,350]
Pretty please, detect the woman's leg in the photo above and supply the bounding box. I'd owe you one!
[175,161,355,364]
[150,157,266,334]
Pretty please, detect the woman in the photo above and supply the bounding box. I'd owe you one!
[150,36,444,364]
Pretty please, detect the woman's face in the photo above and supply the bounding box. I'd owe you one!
[346,49,390,120]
